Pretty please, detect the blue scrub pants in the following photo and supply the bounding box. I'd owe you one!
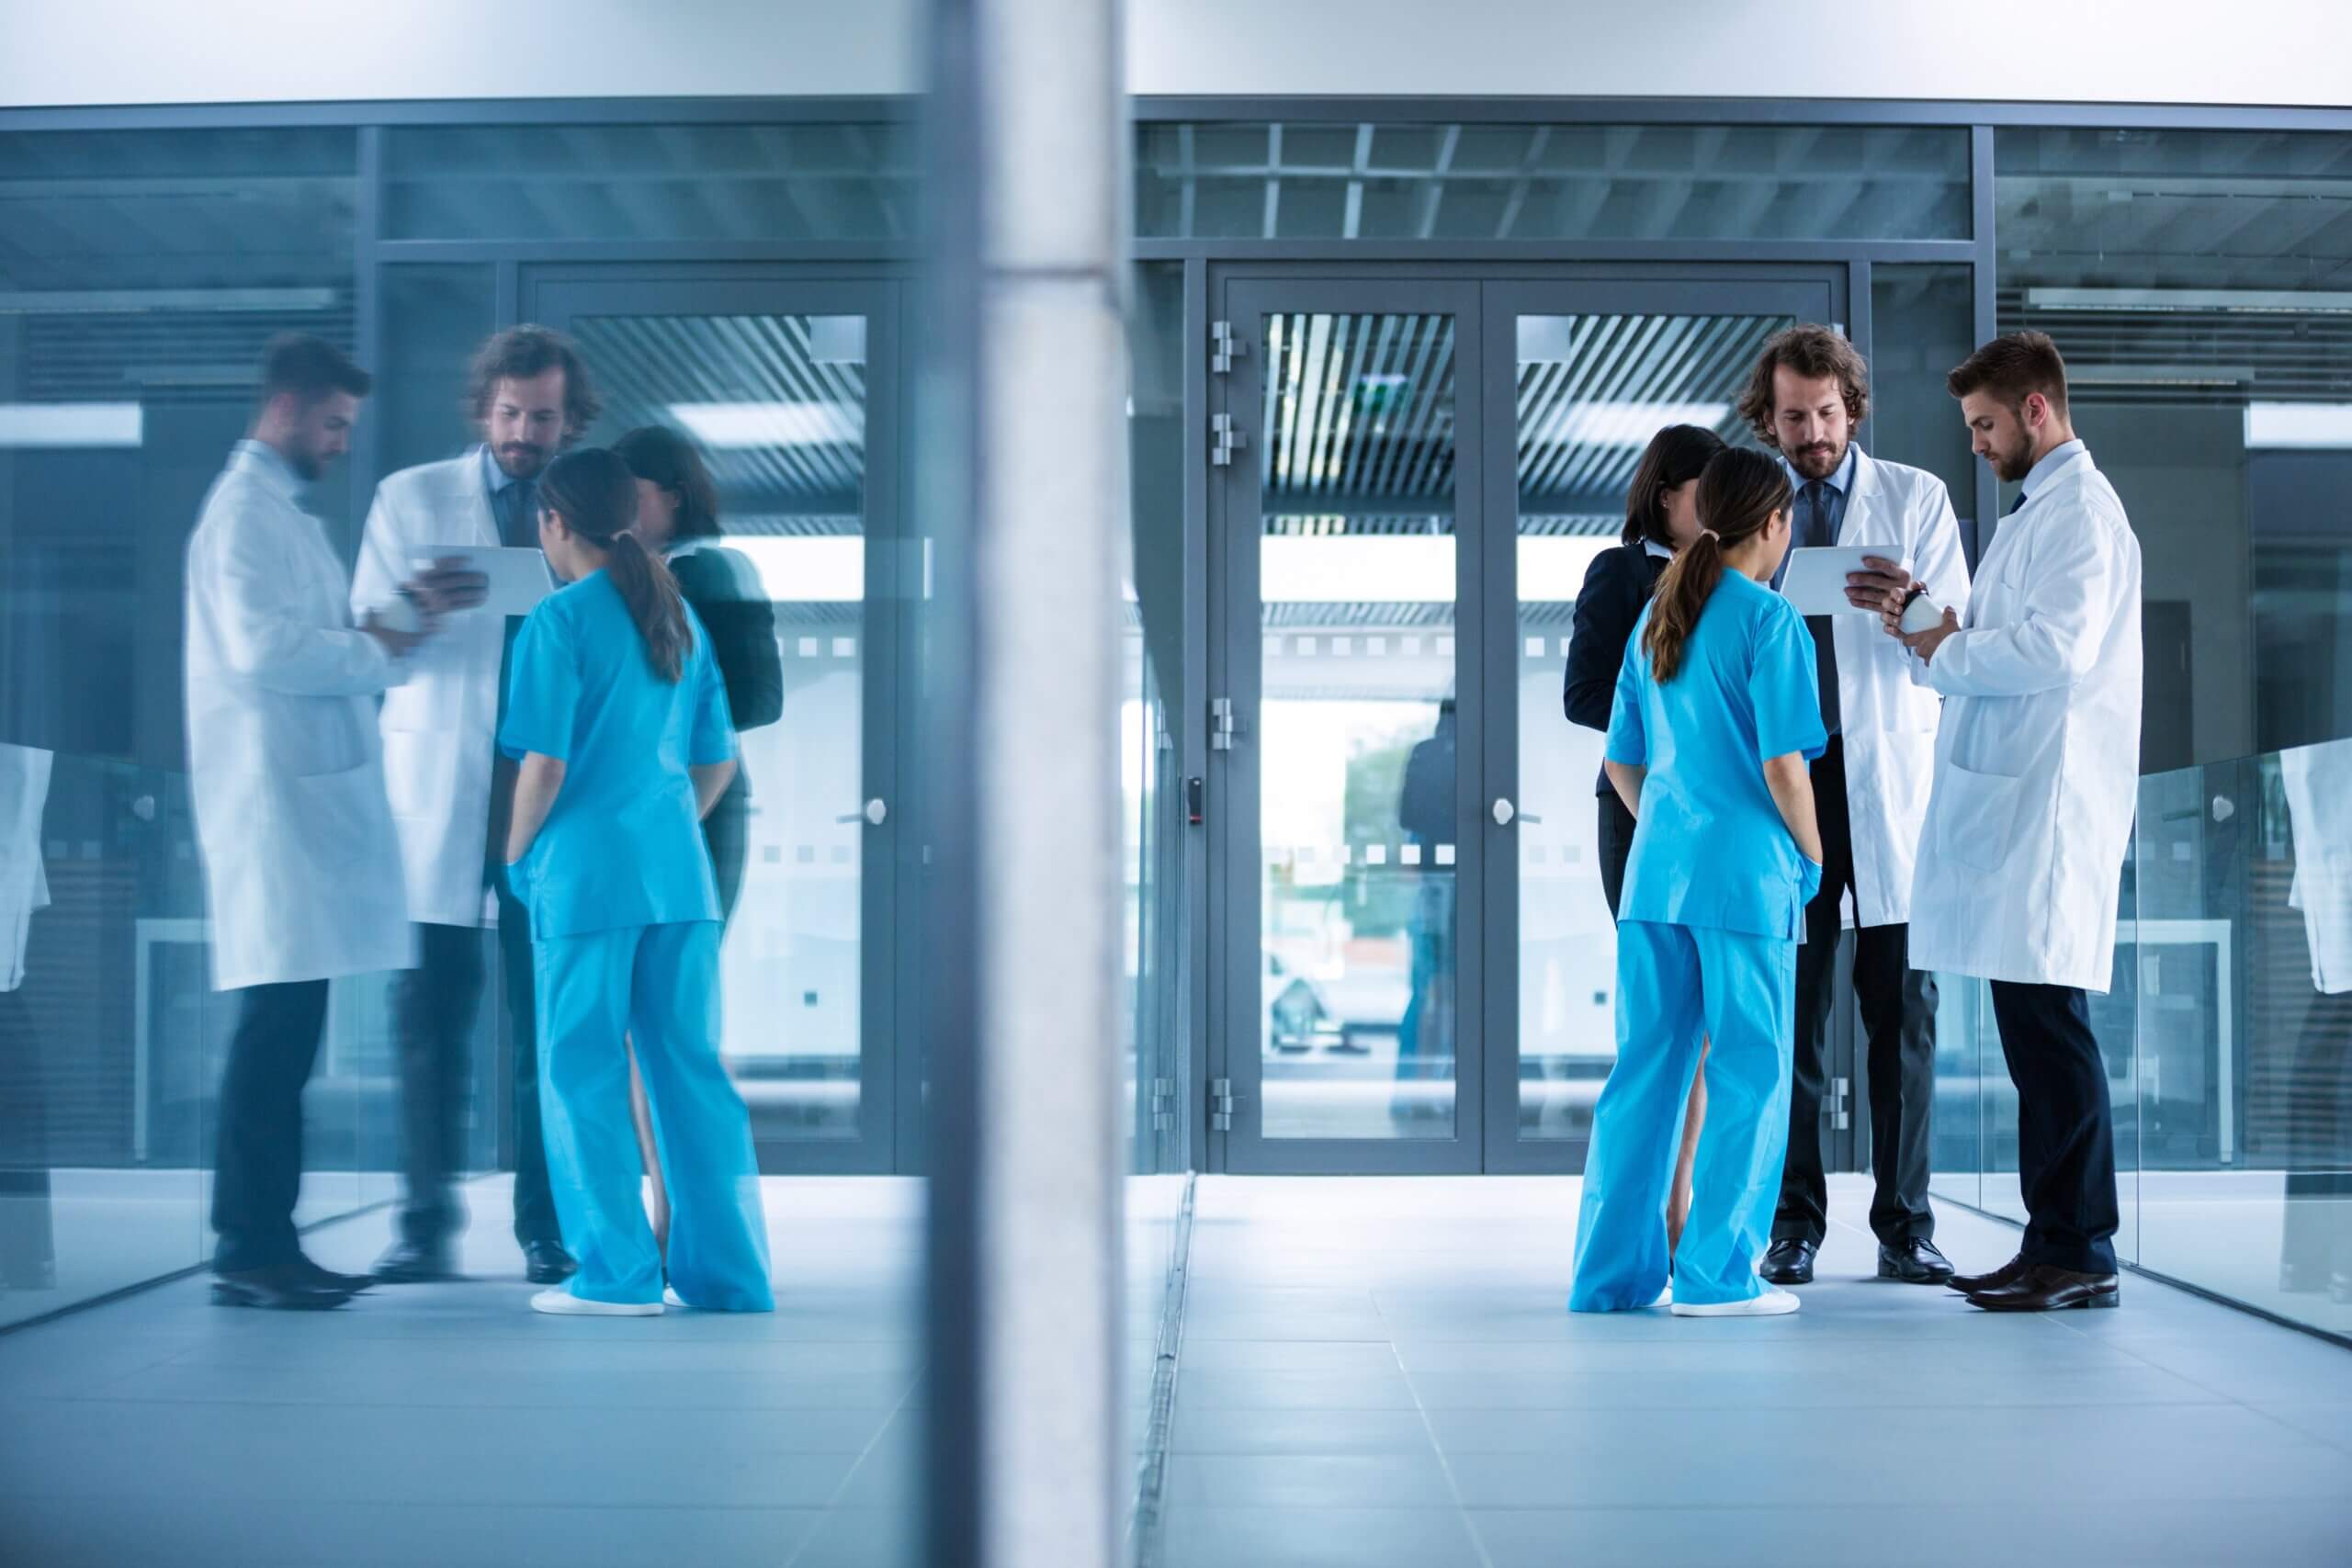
[535,920,774,1311]
[1571,919,1795,1312]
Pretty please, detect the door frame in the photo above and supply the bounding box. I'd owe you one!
[1475,269,1845,1175]
[520,265,915,1174]
[1204,261,1853,1175]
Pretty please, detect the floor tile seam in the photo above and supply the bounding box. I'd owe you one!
[2235,1401,2352,1458]
[780,1384,923,1567]
[1373,1295,1500,1568]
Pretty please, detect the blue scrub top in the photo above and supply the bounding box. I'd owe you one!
[1605,570,1827,940]
[499,570,737,939]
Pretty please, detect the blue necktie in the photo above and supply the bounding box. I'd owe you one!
[1800,480,1839,735]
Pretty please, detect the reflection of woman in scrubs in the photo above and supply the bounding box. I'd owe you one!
[1565,424,1725,1250]
[503,448,774,1316]
[615,426,786,1260]
[1570,448,1826,1318]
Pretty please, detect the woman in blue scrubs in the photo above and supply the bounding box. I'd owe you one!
[502,447,774,1317]
[1570,447,1826,1318]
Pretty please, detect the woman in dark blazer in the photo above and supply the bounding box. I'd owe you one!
[614,424,786,1259]
[1564,423,1725,1256]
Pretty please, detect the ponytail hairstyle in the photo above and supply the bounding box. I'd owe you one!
[538,446,695,683]
[1641,447,1792,683]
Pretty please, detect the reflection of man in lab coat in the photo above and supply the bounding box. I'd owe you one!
[1891,332,2141,1313]
[350,327,600,1286]
[187,335,477,1311]
[1394,701,1456,1119]
[2278,740,2352,1303]
[0,745,53,1292]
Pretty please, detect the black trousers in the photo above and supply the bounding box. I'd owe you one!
[390,869,558,1249]
[1988,979,2120,1275]
[706,769,751,926]
[211,978,329,1273]
[1596,790,1636,923]
[1774,736,1939,1247]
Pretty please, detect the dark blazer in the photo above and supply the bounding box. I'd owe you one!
[1562,541,1669,796]
[671,543,784,733]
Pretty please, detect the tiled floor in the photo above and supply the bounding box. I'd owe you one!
[0,1176,927,1568]
[1161,1175,2352,1568]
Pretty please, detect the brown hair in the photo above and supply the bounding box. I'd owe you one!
[1642,448,1792,684]
[467,325,602,446]
[1947,330,2070,420]
[258,333,370,407]
[538,447,695,682]
[614,424,722,541]
[1621,424,1727,547]
[1735,325,1871,448]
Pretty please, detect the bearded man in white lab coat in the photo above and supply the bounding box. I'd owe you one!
[1738,326,1973,1291]
[351,327,600,1287]
[186,335,482,1310]
[1885,331,2142,1313]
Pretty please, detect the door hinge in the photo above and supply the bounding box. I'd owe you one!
[1830,1075,1852,1132]
[1211,412,1245,467]
[1210,696,1237,750]
[1151,1077,1177,1133]
[1211,320,1246,374]
[1209,1077,1237,1132]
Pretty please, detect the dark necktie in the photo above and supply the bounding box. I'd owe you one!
[499,478,538,547]
[1800,479,1839,734]
[488,474,537,874]
[2009,489,2030,515]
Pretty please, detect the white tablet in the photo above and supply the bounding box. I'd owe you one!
[1777,546,1896,617]
[419,545,556,617]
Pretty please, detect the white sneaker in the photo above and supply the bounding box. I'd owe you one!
[531,1288,662,1317]
[663,1286,687,1309]
[1671,1285,1800,1318]
[1650,1281,1674,1307]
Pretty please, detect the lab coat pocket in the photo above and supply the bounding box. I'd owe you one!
[379,728,458,823]
[1937,762,2024,876]
[268,763,385,874]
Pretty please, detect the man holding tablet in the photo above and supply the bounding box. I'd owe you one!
[1736,326,1973,1289]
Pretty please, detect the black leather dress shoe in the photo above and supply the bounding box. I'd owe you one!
[1948,1254,2028,1296]
[212,1263,357,1311]
[1758,1238,1816,1285]
[1967,1263,2120,1312]
[297,1257,375,1294]
[371,1238,461,1283]
[523,1240,578,1285]
[1877,1237,1955,1284]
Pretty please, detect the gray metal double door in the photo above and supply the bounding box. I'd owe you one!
[1207,265,1844,1174]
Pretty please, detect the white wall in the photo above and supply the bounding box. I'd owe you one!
[6,0,2350,108]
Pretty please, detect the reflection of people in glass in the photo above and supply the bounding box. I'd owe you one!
[1394,701,1456,1120]
[501,449,771,1316]
[188,336,477,1309]
[1572,449,1825,1317]
[615,425,784,1255]
[354,327,600,1288]
[2278,739,2352,1303]
[0,744,53,1293]
[1566,424,1724,1249]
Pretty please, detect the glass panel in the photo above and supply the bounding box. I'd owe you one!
[378,265,496,480]
[0,129,386,1321]
[1258,311,1459,1140]
[1513,311,1792,1143]
[1869,264,1977,528]
[1140,122,1970,241]
[384,124,920,243]
[564,312,868,1142]
[1995,126,2352,762]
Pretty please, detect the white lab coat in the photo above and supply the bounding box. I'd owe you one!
[1908,446,2143,992]
[0,745,51,994]
[2280,739,2352,996]
[1809,448,1973,929]
[184,444,417,990]
[350,452,506,929]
